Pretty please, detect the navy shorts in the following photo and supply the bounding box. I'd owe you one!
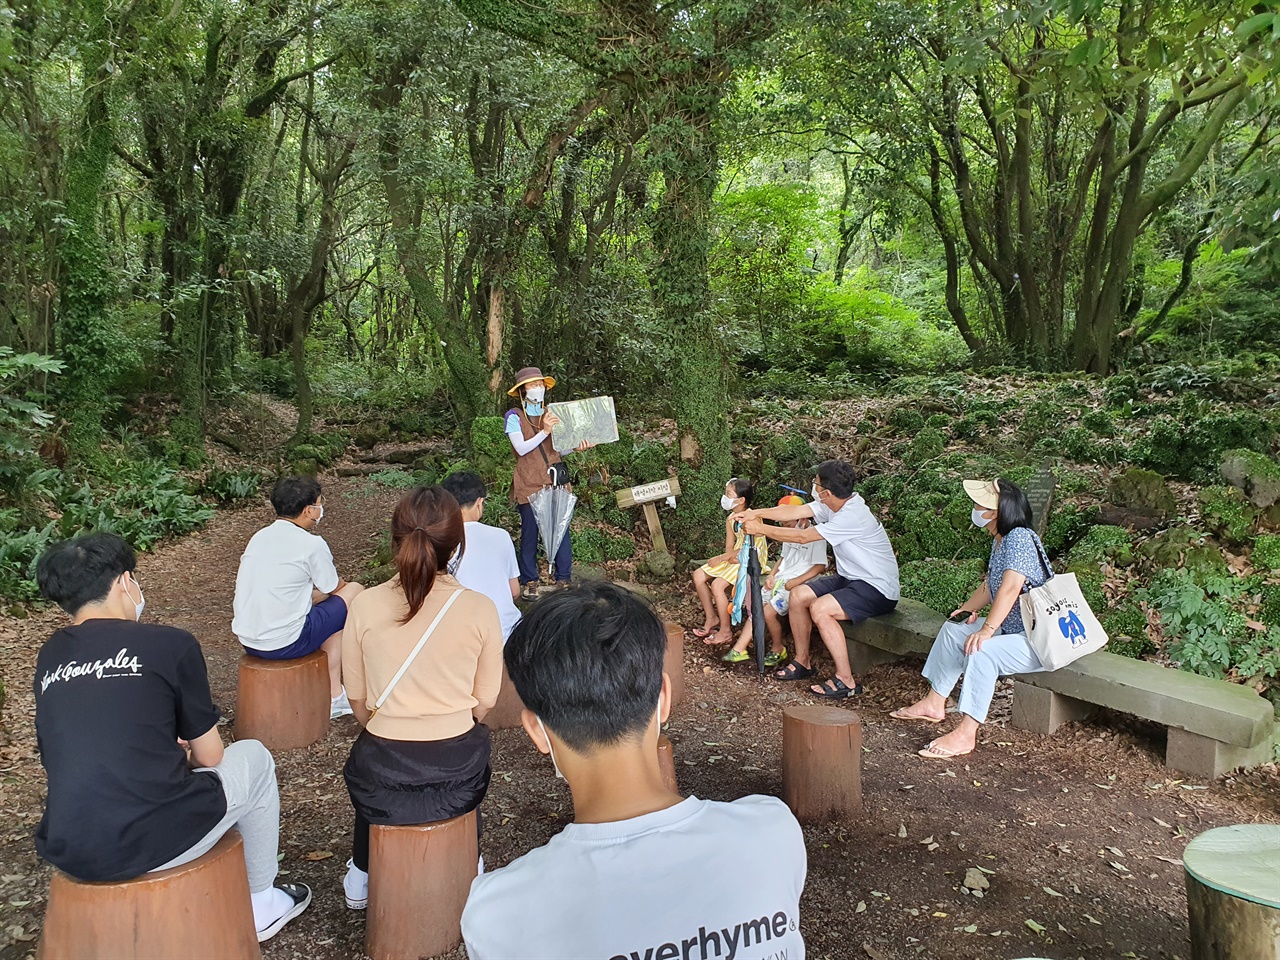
[245,595,348,660]
[806,575,897,622]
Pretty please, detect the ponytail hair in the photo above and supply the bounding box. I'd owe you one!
[391,486,465,623]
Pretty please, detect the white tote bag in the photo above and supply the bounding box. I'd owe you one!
[1019,538,1108,671]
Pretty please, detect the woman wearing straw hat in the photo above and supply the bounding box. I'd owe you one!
[504,367,589,600]
[889,477,1051,759]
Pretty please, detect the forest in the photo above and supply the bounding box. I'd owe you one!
[1,0,1278,688]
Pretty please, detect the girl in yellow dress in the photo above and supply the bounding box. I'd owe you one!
[691,478,769,646]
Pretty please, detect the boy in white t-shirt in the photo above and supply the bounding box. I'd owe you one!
[232,477,363,718]
[440,471,522,640]
[723,496,827,668]
[461,582,807,960]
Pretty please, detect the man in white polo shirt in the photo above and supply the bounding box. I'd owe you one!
[232,476,363,718]
[742,459,899,699]
[440,471,521,640]
[461,583,807,960]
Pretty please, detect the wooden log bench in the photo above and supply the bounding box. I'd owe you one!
[366,810,478,960]
[39,830,261,960]
[236,650,329,751]
[843,601,1277,778]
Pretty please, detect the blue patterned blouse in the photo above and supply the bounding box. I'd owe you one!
[987,526,1051,635]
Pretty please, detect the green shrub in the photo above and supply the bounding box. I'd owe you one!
[1067,564,1107,611]
[898,558,986,614]
[573,526,608,564]
[1082,409,1117,437]
[903,428,945,466]
[1102,604,1153,660]
[1198,485,1257,544]
[370,469,422,489]
[1067,525,1134,567]
[924,413,950,430]
[1254,535,1280,572]
[889,407,925,433]
[470,416,511,485]
[1139,570,1254,681]
[202,468,262,504]
[1019,397,1061,441]
[1102,373,1139,408]
[1260,582,1280,627]
[1042,502,1092,557]
[604,533,635,561]
[1061,426,1101,463]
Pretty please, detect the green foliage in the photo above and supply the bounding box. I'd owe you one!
[889,407,926,433]
[201,468,262,505]
[1067,525,1134,568]
[899,558,985,614]
[1198,485,1257,544]
[1102,604,1153,660]
[902,428,945,467]
[1253,535,1280,572]
[1081,409,1116,437]
[370,469,423,490]
[1139,570,1276,689]
[1041,502,1092,557]
[571,525,634,564]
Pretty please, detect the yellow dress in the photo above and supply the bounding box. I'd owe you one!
[700,527,769,583]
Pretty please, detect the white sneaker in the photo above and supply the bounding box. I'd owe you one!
[343,859,368,910]
[330,689,353,719]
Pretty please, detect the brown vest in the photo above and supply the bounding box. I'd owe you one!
[510,407,564,504]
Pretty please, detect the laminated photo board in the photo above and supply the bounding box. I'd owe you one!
[547,396,619,454]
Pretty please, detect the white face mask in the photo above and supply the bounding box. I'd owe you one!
[313,503,325,525]
[971,507,992,529]
[124,574,146,621]
[720,494,739,511]
[811,484,823,502]
[525,383,546,402]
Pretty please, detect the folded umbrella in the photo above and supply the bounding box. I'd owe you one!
[527,485,578,569]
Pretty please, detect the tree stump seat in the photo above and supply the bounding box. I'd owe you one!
[39,830,260,960]
[236,649,329,751]
[1184,823,1280,959]
[484,666,526,730]
[781,705,862,824]
[662,621,687,707]
[366,810,479,960]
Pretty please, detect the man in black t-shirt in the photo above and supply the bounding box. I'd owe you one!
[34,533,311,942]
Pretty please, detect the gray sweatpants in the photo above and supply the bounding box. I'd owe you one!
[150,739,280,893]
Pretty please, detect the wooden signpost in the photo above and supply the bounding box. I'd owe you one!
[616,477,681,554]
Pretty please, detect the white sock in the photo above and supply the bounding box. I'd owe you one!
[250,887,292,930]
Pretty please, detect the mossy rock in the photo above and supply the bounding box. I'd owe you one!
[1107,468,1176,519]
[1138,526,1200,569]
[1183,544,1229,582]
[290,457,321,476]
[352,425,387,450]
[635,548,676,583]
[1067,525,1134,568]
[1220,449,1280,509]
[1198,485,1258,545]
[1252,534,1280,572]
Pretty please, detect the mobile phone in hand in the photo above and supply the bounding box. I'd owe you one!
[949,610,971,623]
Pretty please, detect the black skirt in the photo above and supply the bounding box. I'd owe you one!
[343,722,491,826]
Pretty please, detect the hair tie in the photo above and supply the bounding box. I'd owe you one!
[414,526,426,532]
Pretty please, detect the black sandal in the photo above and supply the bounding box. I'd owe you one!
[773,661,815,681]
[810,677,863,700]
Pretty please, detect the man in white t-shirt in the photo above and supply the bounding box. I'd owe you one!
[440,471,521,640]
[742,460,899,700]
[232,477,364,718]
[723,496,827,669]
[461,582,807,960]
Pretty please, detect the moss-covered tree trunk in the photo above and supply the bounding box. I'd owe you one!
[649,84,732,552]
[58,0,114,459]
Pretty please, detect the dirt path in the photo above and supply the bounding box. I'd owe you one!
[1,474,1278,960]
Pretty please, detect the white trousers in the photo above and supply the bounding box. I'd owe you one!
[921,618,1045,724]
[150,739,280,893]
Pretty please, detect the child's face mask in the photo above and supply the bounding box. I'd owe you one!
[720,494,740,511]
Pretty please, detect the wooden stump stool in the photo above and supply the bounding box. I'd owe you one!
[657,734,679,793]
[366,810,478,960]
[781,705,862,824]
[1184,824,1280,959]
[39,830,260,960]
[236,650,329,751]
[484,666,526,731]
[663,621,687,707]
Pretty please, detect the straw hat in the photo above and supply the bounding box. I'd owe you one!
[962,479,1000,510]
[507,366,556,397]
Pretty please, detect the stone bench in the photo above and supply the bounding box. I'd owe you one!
[843,602,1277,778]
[40,830,260,959]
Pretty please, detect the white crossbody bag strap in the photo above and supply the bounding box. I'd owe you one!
[370,588,464,716]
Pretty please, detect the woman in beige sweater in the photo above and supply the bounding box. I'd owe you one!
[339,486,504,909]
